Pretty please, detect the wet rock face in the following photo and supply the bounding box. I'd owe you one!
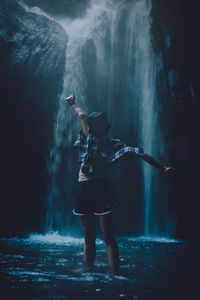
[24,0,90,19]
[0,0,67,235]
[151,0,200,238]
[151,0,200,132]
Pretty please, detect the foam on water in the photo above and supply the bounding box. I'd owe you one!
[0,233,181,245]
[28,232,84,245]
[128,236,180,243]
[0,232,104,246]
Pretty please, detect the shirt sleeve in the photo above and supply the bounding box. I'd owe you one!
[109,138,126,150]
[107,138,145,163]
[73,130,86,148]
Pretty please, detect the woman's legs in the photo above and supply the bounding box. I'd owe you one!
[80,215,96,270]
[99,213,120,274]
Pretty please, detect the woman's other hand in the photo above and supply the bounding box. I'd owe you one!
[163,167,176,175]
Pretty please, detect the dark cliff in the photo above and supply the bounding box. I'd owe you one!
[0,0,67,235]
[151,0,200,239]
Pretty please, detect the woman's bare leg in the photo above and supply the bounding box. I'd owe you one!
[99,213,120,274]
[80,215,96,270]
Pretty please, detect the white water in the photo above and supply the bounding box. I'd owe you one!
[43,0,162,236]
[0,233,180,245]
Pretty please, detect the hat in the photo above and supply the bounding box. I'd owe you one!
[87,112,110,134]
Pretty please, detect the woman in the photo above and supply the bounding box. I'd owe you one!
[66,94,174,274]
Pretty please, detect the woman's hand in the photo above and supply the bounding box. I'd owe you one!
[66,95,89,137]
[163,167,176,175]
[65,94,76,106]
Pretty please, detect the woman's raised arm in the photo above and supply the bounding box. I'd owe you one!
[66,94,89,137]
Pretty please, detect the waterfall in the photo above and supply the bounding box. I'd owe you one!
[45,0,162,236]
[127,1,158,236]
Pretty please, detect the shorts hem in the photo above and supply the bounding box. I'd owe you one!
[73,209,113,216]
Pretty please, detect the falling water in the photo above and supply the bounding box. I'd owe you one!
[45,0,161,236]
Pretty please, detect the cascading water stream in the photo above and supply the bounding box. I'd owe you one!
[44,0,162,237]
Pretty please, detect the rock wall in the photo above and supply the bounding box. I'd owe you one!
[151,0,200,239]
[0,0,67,235]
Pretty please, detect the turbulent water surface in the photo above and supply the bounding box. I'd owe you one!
[1,234,200,300]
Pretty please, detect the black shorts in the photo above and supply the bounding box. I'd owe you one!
[73,179,116,216]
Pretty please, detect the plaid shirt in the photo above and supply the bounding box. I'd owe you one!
[74,129,144,165]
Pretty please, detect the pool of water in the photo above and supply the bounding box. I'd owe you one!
[0,234,200,299]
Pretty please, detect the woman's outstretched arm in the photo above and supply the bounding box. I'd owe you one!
[142,153,175,174]
[66,95,89,137]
